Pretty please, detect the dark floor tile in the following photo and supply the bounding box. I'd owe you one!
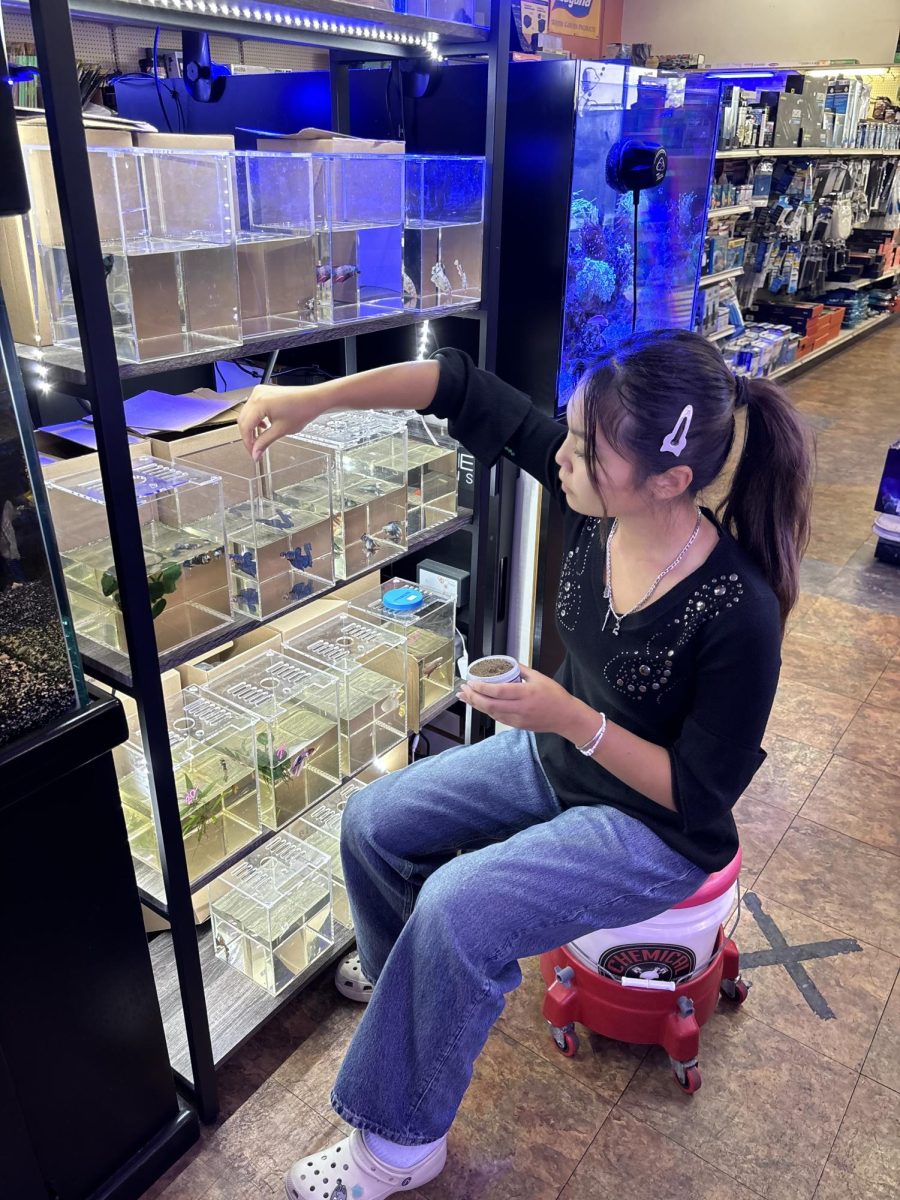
[801,755,900,856]
[273,993,364,1124]
[836,703,900,777]
[756,819,900,956]
[743,733,831,814]
[827,556,900,617]
[800,556,843,596]
[620,1011,856,1200]
[558,1109,759,1200]
[814,1076,900,1199]
[494,953,647,1104]
[793,596,900,660]
[781,631,886,701]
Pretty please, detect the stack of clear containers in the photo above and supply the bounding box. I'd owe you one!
[285,612,408,776]
[203,649,342,830]
[114,685,262,885]
[383,410,459,534]
[403,156,484,311]
[210,831,333,995]
[289,410,407,578]
[312,153,405,322]
[349,577,456,729]
[46,456,233,656]
[287,778,366,930]
[23,145,241,363]
[234,151,318,337]
[174,437,335,620]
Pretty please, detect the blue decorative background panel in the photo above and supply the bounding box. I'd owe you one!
[558,63,720,411]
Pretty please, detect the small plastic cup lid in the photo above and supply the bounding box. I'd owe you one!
[383,586,425,613]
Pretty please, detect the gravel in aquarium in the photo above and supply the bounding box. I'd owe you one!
[0,581,76,748]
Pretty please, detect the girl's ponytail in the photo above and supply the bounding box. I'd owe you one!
[718,376,813,631]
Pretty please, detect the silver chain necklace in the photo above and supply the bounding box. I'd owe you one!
[603,507,703,636]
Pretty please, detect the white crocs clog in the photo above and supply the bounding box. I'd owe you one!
[284,1127,447,1200]
[334,951,375,1003]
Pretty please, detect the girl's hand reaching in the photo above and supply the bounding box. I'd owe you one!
[238,383,331,461]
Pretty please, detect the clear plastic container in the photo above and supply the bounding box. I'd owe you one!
[202,649,342,830]
[289,410,407,578]
[0,309,86,746]
[114,685,262,885]
[174,438,334,620]
[394,410,459,534]
[287,779,366,930]
[46,455,233,658]
[349,576,456,728]
[285,613,408,776]
[234,151,318,337]
[312,153,404,322]
[210,831,333,995]
[404,156,485,310]
[22,145,241,363]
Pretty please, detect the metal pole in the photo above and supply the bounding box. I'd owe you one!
[29,0,218,1121]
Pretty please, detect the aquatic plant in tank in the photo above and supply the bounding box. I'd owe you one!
[557,64,721,413]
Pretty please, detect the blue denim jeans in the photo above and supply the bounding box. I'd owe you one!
[330,730,705,1145]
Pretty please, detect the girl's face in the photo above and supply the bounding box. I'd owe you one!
[555,388,641,519]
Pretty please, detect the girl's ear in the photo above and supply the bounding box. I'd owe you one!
[650,464,694,503]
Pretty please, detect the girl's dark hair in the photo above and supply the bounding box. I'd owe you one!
[580,329,813,630]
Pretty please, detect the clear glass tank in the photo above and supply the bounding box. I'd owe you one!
[349,576,456,729]
[0,300,86,746]
[210,831,333,995]
[383,410,459,534]
[22,145,241,364]
[403,156,485,310]
[114,685,262,884]
[289,411,407,579]
[46,455,233,657]
[287,779,366,930]
[234,151,317,338]
[202,649,342,830]
[285,612,408,777]
[312,154,405,322]
[174,437,335,620]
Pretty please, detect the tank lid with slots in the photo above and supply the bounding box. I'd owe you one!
[285,613,406,674]
[46,455,222,504]
[202,649,336,721]
[219,831,331,906]
[288,410,406,451]
[125,685,258,770]
[382,586,425,613]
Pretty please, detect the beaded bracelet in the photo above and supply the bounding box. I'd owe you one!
[578,713,608,757]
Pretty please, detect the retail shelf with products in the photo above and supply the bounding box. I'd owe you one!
[699,267,745,289]
[80,509,474,693]
[27,0,513,1124]
[17,306,483,386]
[821,267,900,292]
[771,313,895,382]
[706,325,738,342]
[707,204,753,218]
[717,147,900,160]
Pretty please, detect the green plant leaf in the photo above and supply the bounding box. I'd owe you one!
[159,562,183,593]
[150,597,167,619]
[100,570,118,597]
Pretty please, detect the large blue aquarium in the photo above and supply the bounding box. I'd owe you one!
[494,60,721,419]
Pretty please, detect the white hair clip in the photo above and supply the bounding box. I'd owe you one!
[660,405,693,457]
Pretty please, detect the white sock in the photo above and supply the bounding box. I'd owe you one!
[363,1131,445,1169]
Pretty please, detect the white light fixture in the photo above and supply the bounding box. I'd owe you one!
[805,66,888,77]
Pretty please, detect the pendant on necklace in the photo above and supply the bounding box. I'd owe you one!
[612,621,621,636]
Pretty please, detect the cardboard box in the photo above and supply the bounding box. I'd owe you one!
[269,596,349,642]
[131,132,236,151]
[178,626,280,687]
[38,438,153,483]
[150,416,246,463]
[93,668,183,728]
[256,127,404,155]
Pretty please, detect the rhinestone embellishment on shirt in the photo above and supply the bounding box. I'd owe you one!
[556,518,601,632]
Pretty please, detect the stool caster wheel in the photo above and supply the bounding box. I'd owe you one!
[720,977,750,1004]
[548,1022,580,1058]
[670,1058,701,1094]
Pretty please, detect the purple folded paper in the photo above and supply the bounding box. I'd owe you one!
[38,420,140,449]
[122,389,240,433]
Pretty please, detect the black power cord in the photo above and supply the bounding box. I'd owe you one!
[632,189,640,334]
[152,26,173,132]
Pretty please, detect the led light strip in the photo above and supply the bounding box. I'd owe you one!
[127,0,441,51]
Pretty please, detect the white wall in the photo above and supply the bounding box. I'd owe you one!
[621,0,900,67]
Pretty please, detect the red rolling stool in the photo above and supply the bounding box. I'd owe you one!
[540,848,747,1094]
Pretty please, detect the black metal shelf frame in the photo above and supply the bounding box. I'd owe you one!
[27,0,514,1124]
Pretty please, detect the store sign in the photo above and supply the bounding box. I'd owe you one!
[548,0,602,39]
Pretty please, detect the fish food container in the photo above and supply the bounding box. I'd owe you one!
[348,576,456,729]
[466,655,521,685]
[210,831,334,995]
[202,650,342,830]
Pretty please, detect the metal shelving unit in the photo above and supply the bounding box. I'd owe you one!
[707,203,752,218]
[26,0,513,1122]
[771,312,896,382]
[699,266,745,288]
[717,146,900,159]
[821,266,900,293]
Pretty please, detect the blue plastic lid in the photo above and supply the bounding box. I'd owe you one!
[383,586,425,613]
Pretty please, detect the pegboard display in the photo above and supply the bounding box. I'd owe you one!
[3,9,326,74]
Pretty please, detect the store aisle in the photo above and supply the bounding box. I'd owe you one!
[143,322,900,1200]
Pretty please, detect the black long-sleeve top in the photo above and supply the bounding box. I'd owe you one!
[426,349,782,873]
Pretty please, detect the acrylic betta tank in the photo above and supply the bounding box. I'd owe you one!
[558,63,720,409]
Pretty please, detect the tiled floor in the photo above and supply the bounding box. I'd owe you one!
[144,322,900,1200]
